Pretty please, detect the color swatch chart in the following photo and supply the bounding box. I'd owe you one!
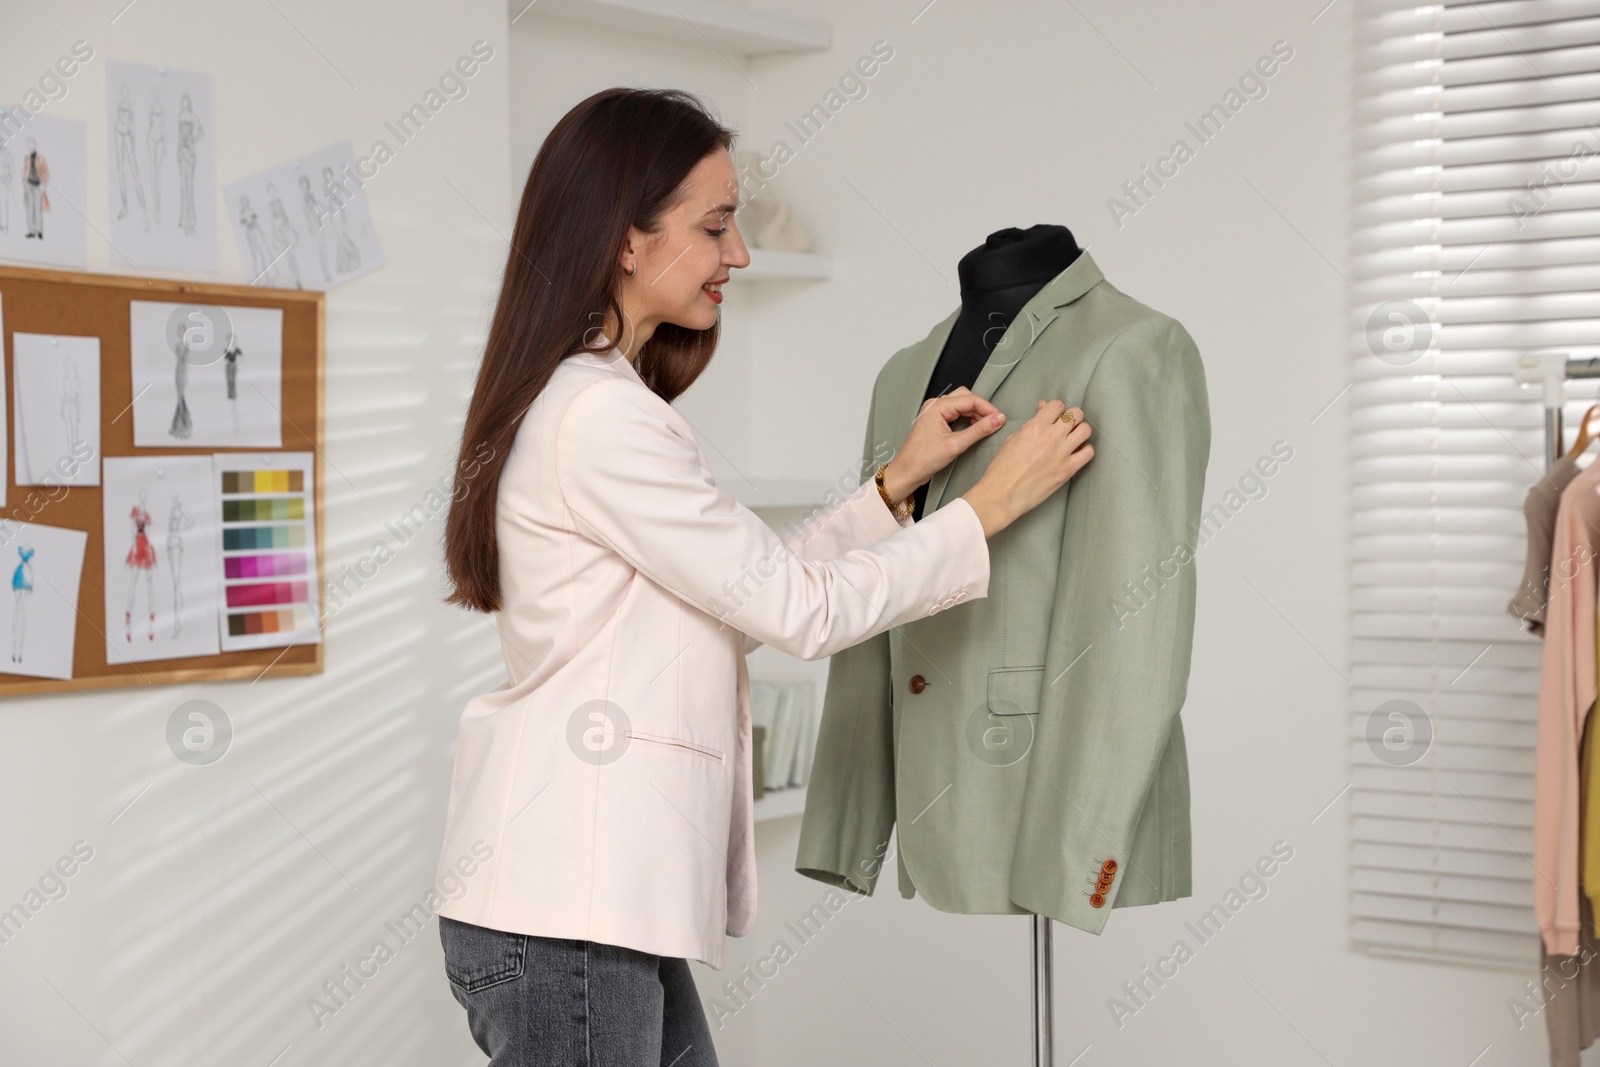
[213,453,321,651]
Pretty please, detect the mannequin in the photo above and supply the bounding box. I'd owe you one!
[913,224,1082,520]
[916,223,1085,1066]
[801,223,1209,1067]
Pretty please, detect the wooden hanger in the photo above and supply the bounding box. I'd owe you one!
[1567,403,1600,459]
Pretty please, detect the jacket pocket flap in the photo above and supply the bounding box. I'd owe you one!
[987,665,1045,717]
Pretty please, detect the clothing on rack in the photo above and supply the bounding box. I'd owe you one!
[1535,457,1600,958]
[1512,454,1582,634]
[1587,692,1600,941]
[1544,709,1600,1067]
[1541,898,1600,1067]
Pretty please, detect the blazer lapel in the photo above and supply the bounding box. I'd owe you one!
[922,250,1106,513]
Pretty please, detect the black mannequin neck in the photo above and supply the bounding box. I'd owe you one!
[925,225,1081,398]
[956,224,1082,303]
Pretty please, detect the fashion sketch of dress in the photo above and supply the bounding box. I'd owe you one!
[60,359,82,454]
[125,489,158,643]
[169,334,193,440]
[322,166,361,274]
[113,82,150,230]
[239,194,274,285]
[23,139,49,239]
[300,173,332,283]
[176,93,204,236]
[223,337,242,430]
[147,89,166,225]
[0,146,12,235]
[267,184,302,289]
[11,542,32,663]
[166,494,193,638]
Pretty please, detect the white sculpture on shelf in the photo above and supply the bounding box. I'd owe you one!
[735,149,813,254]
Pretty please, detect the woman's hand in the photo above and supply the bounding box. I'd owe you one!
[880,387,1006,503]
[960,400,1094,537]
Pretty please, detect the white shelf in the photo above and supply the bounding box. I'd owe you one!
[514,0,830,56]
[726,478,840,509]
[737,248,832,281]
[753,786,807,823]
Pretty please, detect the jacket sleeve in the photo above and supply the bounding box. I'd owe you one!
[1008,317,1210,934]
[554,378,988,663]
[793,376,904,895]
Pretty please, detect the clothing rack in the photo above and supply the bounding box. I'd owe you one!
[1516,352,1600,469]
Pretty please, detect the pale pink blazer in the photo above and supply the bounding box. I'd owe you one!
[434,345,991,969]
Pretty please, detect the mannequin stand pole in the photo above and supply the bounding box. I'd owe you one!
[1031,914,1052,1066]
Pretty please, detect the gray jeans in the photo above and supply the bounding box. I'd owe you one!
[440,916,719,1066]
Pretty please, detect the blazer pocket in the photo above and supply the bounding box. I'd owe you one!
[987,665,1045,717]
[441,917,527,994]
[629,730,725,764]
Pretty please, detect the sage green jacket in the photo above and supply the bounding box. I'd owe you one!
[794,251,1210,935]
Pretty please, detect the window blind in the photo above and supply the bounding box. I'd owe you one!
[1351,0,1600,968]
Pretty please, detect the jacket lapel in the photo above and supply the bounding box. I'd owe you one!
[922,250,1106,513]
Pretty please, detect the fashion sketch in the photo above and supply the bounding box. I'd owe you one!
[299,173,332,283]
[22,138,49,239]
[176,93,204,236]
[0,146,12,235]
[267,184,302,289]
[166,493,192,637]
[113,82,150,231]
[169,330,192,440]
[322,165,361,274]
[125,488,157,643]
[60,358,83,455]
[11,539,32,663]
[222,334,242,430]
[239,193,274,285]
[147,89,166,225]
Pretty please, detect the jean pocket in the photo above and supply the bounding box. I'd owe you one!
[441,916,527,993]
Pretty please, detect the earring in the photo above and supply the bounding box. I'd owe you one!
[623,263,636,276]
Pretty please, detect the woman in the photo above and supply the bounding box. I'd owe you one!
[435,87,1094,1067]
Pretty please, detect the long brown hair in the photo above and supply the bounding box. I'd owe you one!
[443,88,735,613]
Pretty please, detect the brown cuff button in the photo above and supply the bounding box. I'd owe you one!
[1090,892,1105,908]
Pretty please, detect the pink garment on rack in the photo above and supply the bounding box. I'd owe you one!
[1537,457,1600,956]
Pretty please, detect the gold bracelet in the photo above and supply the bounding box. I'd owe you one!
[875,463,915,520]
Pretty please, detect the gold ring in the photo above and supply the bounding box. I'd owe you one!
[1058,412,1076,425]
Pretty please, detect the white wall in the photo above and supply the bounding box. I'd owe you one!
[0,1,1575,1065]
[0,2,511,1064]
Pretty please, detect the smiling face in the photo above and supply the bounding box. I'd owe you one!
[614,149,750,349]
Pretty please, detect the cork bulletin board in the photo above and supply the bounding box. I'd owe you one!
[0,264,325,696]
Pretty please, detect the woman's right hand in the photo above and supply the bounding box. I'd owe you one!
[960,399,1094,537]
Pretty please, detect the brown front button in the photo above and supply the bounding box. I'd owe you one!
[909,675,926,694]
